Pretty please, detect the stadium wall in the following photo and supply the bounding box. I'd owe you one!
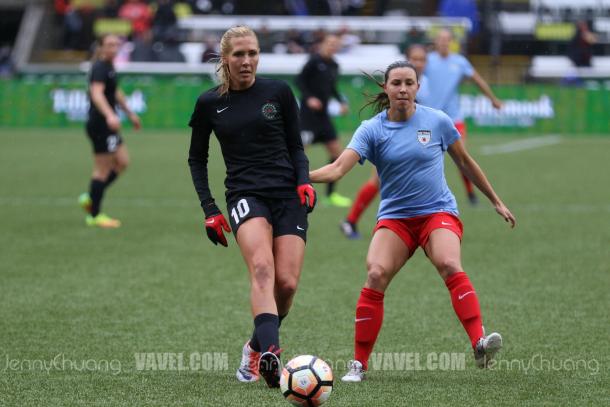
[1,74,609,135]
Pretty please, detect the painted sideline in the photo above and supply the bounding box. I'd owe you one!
[480,135,562,155]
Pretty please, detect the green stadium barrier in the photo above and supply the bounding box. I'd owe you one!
[1,74,609,135]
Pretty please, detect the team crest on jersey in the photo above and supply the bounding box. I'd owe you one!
[417,130,431,145]
[261,102,279,120]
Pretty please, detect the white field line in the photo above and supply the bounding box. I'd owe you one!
[480,135,562,155]
[0,196,193,208]
[0,197,609,213]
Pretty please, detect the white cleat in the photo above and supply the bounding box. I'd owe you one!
[341,360,365,382]
[236,341,260,382]
[474,332,503,368]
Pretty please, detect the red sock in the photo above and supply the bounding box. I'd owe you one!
[445,272,484,348]
[346,181,379,225]
[461,172,474,194]
[354,287,384,370]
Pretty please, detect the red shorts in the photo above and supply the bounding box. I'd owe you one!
[454,121,467,139]
[374,212,463,256]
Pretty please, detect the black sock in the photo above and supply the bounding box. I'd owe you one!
[89,179,106,217]
[105,170,119,188]
[253,313,279,353]
[327,159,336,196]
[250,313,288,352]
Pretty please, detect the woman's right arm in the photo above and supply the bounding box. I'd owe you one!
[310,148,360,183]
[188,124,220,217]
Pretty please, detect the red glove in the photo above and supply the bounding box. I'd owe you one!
[297,184,317,213]
[204,213,231,247]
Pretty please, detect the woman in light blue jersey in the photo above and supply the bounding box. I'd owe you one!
[310,60,516,383]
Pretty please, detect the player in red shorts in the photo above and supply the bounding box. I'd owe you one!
[310,60,516,382]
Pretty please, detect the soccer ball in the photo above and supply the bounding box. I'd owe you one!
[280,355,333,406]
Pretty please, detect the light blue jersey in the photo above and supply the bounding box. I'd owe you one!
[347,105,461,220]
[424,51,474,122]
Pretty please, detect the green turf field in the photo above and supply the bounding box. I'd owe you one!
[1,128,608,406]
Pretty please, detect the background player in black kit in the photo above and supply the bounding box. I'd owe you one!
[187,26,317,388]
[78,34,141,228]
[296,33,352,208]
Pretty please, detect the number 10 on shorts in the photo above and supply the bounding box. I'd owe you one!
[230,199,250,224]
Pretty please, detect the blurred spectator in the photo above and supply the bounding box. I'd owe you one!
[130,29,155,61]
[438,0,480,36]
[54,0,70,25]
[153,0,178,42]
[257,25,277,53]
[119,0,153,38]
[568,20,597,67]
[337,26,361,53]
[153,33,186,62]
[0,44,13,78]
[173,1,194,18]
[285,29,306,54]
[285,0,308,16]
[306,0,330,15]
[101,0,120,18]
[63,2,83,49]
[400,27,426,54]
[343,0,364,16]
[201,35,219,62]
[374,0,389,16]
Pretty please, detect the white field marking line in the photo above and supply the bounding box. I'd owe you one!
[1,197,609,213]
[0,196,193,208]
[480,135,562,155]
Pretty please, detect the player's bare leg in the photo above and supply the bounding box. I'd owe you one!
[343,228,409,382]
[273,234,305,317]
[112,144,129,175]
[235,218,281,385]
[425,228,502,367]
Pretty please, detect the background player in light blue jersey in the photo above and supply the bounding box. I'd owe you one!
[310,60,515,383]
[426,28,503,205]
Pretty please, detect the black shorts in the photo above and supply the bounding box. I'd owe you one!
[226,196,308,242]
[86,121,123,154]
[299,108,337,145]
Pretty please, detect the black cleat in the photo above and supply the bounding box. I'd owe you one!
[340,220,361,240]
[467,192,479,206]
[258,346,282,388]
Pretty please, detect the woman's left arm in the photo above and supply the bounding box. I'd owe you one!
[115,89,141,130]
[448,139,516,228]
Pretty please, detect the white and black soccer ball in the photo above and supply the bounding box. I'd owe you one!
[280,355,333,406]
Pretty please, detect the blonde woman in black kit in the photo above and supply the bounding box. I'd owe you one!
[187,26,317,388]
[78,34,141,228]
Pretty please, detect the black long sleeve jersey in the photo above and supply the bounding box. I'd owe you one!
[295,53,343,109]
[188,77,310,215]
[88,60,117,124]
